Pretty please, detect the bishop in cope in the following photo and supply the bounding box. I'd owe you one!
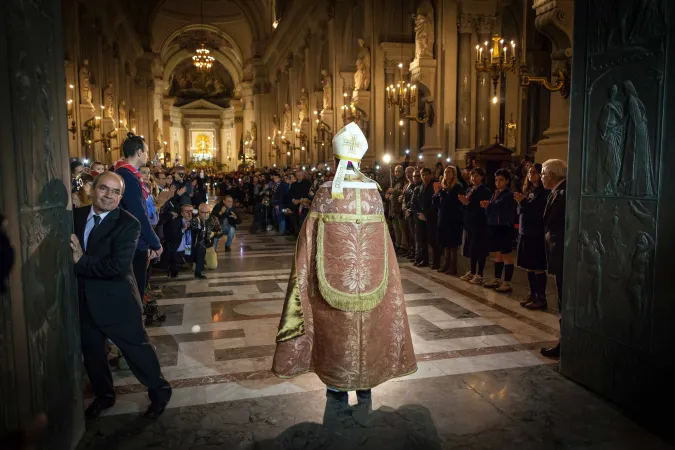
[272,122,417,405]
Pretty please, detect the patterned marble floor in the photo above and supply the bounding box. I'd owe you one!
[77,202,671,450]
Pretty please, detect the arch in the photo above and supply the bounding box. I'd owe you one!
[149,0,268,42]
[158,24,244,67]
[162,49,243,86]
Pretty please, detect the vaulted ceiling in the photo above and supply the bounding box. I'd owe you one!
[117,0,272,86]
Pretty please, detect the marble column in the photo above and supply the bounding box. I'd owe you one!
[475,16,496,147]
[383,62,396,156]
[456,15,474,151]
[533,0,573,161]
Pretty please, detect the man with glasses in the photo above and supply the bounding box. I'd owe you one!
[165,204,210,279]
[115,133,164,325]
[540,159,567,358]
[70,172,171,419]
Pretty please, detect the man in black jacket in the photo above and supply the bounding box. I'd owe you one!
[115,134,164,325]
[211,195,242,252]
[70,172,171,419]
[287,171,312,235]
[165,203,209,278]
[540,159,567,358]
[414,168,440,268]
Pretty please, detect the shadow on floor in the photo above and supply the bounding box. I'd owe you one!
[251,399,442,450]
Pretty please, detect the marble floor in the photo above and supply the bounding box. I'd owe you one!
[77,206,672,450]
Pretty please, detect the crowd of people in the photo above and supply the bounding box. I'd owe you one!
[70,135,566,360]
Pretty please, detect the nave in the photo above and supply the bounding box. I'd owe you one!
[76,202,668,450]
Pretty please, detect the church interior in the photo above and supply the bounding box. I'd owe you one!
[1,0,674,449]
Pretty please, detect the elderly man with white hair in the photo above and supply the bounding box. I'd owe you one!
[540,159,567,358]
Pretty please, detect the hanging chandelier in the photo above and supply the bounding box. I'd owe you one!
[193,0,215,71]
[386,63,417,114]
[384,0,427,124]
[193,44,214,71]
[475,33,517,104]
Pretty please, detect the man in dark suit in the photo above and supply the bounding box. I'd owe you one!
[540,159,567,358]
[70,172,171,419]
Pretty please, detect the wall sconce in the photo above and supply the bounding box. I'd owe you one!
[519,61,570,99]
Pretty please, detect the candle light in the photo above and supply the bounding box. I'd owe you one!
[476,45,480,61]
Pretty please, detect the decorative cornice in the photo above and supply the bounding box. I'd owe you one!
[475,15,498,37]
[457,14,475,34]
[533,0,574,52]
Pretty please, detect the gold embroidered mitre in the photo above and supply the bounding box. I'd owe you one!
[331,122,373,199]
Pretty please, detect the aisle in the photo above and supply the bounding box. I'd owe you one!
[76,209,669,450]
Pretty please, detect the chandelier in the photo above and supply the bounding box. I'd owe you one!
[475,33,517,104]
[386,63,417,115]
[192,0,215,71]
[193,44,214,71]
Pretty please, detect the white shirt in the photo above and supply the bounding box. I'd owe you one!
[84,207,112,251]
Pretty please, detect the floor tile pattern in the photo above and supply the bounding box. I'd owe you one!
[76,200,670,449]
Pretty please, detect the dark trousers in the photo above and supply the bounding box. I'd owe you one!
[80,299,171,404]
[555,272,564,328]
[415,219,428,264]
[133,250,149,300]
[169,243,206,276]
[407,216,416,255]
[426,220,440,267]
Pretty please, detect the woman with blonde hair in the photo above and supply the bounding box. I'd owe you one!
[432,165,464,274]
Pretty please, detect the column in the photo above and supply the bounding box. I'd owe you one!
[383,61,396,156]
[456,15,474,152]
[475,16,496,147]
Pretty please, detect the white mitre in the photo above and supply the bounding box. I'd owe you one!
[331,122,376,199]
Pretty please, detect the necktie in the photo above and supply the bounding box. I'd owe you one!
[92,214,101,231]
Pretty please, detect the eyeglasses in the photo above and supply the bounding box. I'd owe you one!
[198,210,210,214]
[176,173,185,177]
[97,185,122,197]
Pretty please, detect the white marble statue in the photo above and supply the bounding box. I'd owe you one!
[354,39,371,91]
[298,88,309,123]
[321,70,332,110]
[414,0,435,59]
[118,100,127,128]
[129,108,137,131]
[103,82,114,119]
[283,103,292,133]
[79,59,92,105]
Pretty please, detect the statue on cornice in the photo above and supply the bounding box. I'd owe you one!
[129,108,137,132]
[103,82,114,119]
[414,0,435,59]
[298,88,308,123]
[153,119,163,149]
[283,103,292,134]
[251,121,257,142]
[119,100,127,128]
[79,59,93,105]
[354,39,371,91]
[321,69,332,110]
